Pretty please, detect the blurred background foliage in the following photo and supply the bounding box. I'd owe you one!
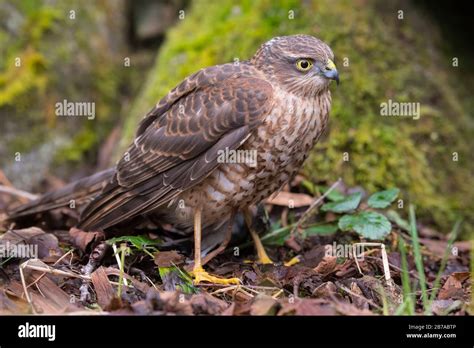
[0,0,472,236]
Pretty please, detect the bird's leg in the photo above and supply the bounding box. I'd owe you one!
[243,207,273,264]
[200,212,235,266]
[80,241,110,302]
[192,208,240,285]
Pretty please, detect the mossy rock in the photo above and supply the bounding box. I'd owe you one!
[0,0,136,188]
[119,0,473,235]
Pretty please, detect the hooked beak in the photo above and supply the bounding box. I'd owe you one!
[323,59,339,85]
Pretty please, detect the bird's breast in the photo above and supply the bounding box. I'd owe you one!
[170,89,331,229]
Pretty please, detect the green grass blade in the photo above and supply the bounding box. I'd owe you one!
[426,219,462,314]
[398,237,415,315]
[408,204,428,311]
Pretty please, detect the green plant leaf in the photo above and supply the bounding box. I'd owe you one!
[106,235,161,257]
[303,224,338,236]
[301,179,316,195]
[261,222,291,246]
[159,266,198,294]
[338,211,392,240]
[367,188,400,209]
[321,192,362,213]
[317,185,345,202]
[386,209,410,231]
[326,189,346,202]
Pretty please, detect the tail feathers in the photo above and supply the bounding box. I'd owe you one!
[7,168,115,220]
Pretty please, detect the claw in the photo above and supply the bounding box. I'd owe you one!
[192,266,240,285]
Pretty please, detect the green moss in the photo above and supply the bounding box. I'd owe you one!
[1,1,134,177]
[0,49,48,107]
[117,0,473,235]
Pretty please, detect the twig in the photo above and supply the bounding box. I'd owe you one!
[22,262,91,280]
[26,250,74,290]
[290,178,342,235]
[19,261,34,313]
[353,242,394,289]
[272,289,284,299]
[336,283,382,310]
[365,256,420,280]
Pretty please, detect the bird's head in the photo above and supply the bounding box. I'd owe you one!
[251,34,338,97]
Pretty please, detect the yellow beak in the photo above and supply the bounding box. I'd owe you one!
[323,59,339,85]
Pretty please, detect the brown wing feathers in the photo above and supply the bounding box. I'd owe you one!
[77,66,273,231]
[7,168,115,219]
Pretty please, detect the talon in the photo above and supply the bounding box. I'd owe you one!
[192,266,240,285]
[258,253,274,265]
[284,256,300,267]
[244,207,274,265]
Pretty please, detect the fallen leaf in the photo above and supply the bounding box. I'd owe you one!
[438,272,470,300]
[154,250,185,267]
[431,299,463,315]
[69,227,105,252]
[91,266,115,309]
[349,282,369,310]
[333,299,374,315]
[314,255,337,275]
[278,298,336,315]
[0,227,61,259]
[141,290,193,315]
[419,238,470,257]
[265,191,313,207]
[190,292,229,315]
[0,290,31,314]
[250,294,279,315]
[312,281,337,298]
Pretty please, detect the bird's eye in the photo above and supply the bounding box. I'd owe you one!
[295,59,313,72]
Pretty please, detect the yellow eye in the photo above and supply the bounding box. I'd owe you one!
[295,59,313,71]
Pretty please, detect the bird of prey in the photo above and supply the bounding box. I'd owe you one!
[9,34,339,285]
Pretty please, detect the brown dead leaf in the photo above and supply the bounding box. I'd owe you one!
[333,299,374,315]
[69,227,105,252]
[265,191,313,207]
[419,238,470,257]
[91,266,115,309]
[0,290,31,314]
[104,267,151,294]
[190,292,229,315]
[139,290,193,315]
[154,250,185,267]
[335,259,357,278]
[312,281,337,298]
[7,272,81,314]
[438,272,470,300]
[221,302,236,316]
[349,282,369,310]
[0,227,61,259]
[431,299,463,315]
[314,255,337,275]
[301,245,326,268]
[278,298,336,315]
[249,294,279,315]
[130,290,228,315]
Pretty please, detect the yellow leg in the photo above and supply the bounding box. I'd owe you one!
[243,208,273,264]
[192,208,240,285]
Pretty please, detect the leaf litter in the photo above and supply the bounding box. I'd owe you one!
[0,176,471,316]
